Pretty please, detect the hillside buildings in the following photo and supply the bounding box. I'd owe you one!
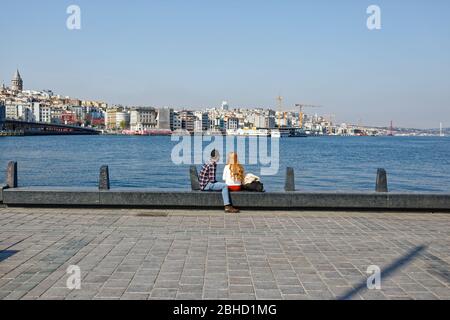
[0,69,403,136]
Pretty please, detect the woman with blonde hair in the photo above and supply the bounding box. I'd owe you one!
[223,152,245,192]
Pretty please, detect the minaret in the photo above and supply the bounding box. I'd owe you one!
[11,69,23,92]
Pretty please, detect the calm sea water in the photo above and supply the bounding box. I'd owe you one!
[1,135,449,192]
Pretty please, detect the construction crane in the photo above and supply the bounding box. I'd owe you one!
[295,104,322,129]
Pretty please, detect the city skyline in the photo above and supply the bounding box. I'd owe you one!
[0,69,443,130]
[1,0,450,128]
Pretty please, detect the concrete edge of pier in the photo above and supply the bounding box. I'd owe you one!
[1,187,450,211]
[0,184,7,203]
[1,163,449,212]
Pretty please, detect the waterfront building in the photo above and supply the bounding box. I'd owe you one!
[275,112,291,128]
[5,100,33,121]
[178,111,196,132]
[60,111,78,125]
[50,108,63,124]
[0,102,5,129]
[265,116,276,129]
[227,117,240,130]
[194,111,210,131]
[209,118,225,131]
[194,119,203,133]
[130,107,157,131]
[5,102,17,119]
[172,113,182,131]
[32,103,51,123]
[116,111,130,130]
[105,108,118,129]
[253,114,267,128]
[11,69,23,93]
[70,105,87,121]
[157,108,173,130]
[18,104,34,122]
[105,107,130,130]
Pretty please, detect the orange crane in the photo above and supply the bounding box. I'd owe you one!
[295,104,322,129]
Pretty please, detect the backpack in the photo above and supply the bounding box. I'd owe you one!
[243,181,265,192]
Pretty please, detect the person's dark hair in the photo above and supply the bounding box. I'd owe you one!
[211,149,218,158]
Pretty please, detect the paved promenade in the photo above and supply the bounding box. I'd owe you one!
[0,207,449,300]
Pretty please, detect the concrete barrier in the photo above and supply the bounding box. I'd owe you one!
[2,187,450,210]
[0,184,7,203]
[2,162,449,211]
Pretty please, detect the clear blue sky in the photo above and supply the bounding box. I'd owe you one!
[1,0,449,128]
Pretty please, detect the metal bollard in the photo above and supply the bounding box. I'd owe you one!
[6,161,18,188]
[190,166,201,191]
[99,165,110,190]
[375,168,388,193]
[285,167,295,192]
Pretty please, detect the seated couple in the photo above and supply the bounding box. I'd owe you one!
[199,149,262,214]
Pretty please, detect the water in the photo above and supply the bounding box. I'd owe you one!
[1,135,449,192]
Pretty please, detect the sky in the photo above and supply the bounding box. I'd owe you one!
[1,0,449,128]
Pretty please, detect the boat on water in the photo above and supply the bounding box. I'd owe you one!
[122,129,172,136]
[227,129,271,137]
[289,128,308,138]
[270,129,290,138]
[203,130,225,136]
[271,128,307,138]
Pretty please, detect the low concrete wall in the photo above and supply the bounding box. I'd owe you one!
[0,184,7,203]
[3,187,450,211]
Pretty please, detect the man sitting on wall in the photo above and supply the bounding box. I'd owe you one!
[199,149,240,214]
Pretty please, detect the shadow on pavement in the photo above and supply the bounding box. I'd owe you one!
[338,245,427,300]
[0,250,18,263]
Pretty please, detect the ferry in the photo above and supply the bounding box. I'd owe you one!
[227,129,271,137]
[204,130,225,136]
[270,129,290,138]
[289,128,308,138]
[122,129,172,136]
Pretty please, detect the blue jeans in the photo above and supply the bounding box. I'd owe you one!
[204,182,231,206]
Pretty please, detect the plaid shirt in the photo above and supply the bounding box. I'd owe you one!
[199,161,217,190]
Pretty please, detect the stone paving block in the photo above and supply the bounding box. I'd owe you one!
[96,288,126,298]
[229,285,254,294]
[255,289,282,300]
[126,284,153,293]
[176,293,203,300]
[203,289,229,300]
[278,286,306,295]
[153,280,180,289]
[120,293,149,300]
[151,288,178,299]
[228,293,256,300]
